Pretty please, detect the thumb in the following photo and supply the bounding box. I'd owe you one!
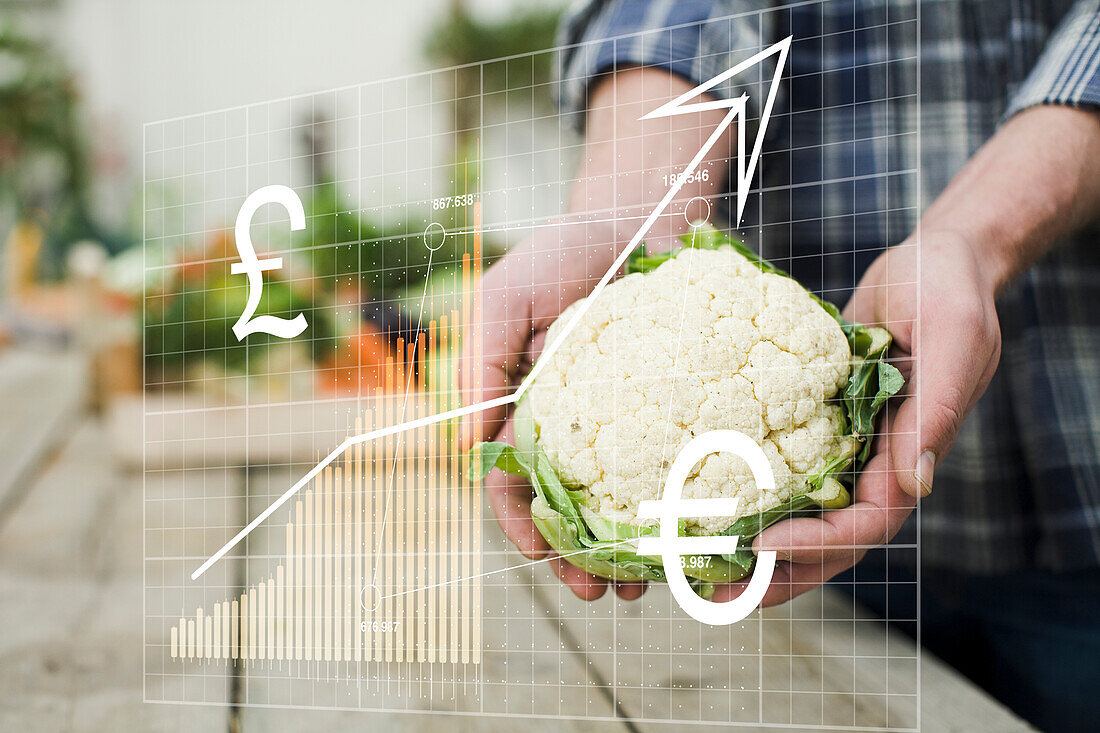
[891,296,999,498]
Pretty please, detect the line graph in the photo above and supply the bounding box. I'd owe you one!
[146,4,924,724]
[190,36,792,583]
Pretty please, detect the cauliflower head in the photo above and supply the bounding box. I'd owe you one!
[470,224,904,588]
[525,246,855,535]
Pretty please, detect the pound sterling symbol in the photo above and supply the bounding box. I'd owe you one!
[231,184,308,341]
[636,430,778,625]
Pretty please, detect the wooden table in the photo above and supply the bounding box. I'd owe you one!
[0,348,1035,732]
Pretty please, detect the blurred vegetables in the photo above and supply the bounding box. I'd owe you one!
[296,180,471,295]
[144,231,334,380]
[0,24,128,278]
[317,320,395,394]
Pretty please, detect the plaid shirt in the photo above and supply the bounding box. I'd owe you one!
[558,0,1100,574]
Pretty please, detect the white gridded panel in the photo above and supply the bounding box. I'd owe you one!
[144,2,921,729]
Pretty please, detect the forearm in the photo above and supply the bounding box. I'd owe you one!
[563,67,734,281]
[921,105,1100,295]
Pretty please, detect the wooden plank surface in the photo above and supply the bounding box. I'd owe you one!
[235,468,631,732]
[0,348,86,520]
[528,562,1035,732]
[109,391,438,471]
[0,416,229,732]
[2,400,1035,732]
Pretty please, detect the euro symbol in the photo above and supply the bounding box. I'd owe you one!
[636,430,778,625]
[230,185,308,341]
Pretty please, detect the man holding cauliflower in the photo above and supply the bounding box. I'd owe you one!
[461,2,1100,730]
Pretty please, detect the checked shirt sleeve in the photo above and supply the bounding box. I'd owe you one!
[556,0,769,131]
[1005,0,1100,119]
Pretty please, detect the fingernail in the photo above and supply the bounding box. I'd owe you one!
[914,450,935,496]
[753,540,790,562]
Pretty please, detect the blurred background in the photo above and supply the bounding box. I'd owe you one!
[0,0,566,416]
[0,2,586,730]
[0,3,1035,732]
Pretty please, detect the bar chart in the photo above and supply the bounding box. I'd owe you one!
[166,241,483,666]
[167,345,481,669]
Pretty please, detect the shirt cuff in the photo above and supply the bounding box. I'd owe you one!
[557,0,769,132]
[1004,0,1100,120]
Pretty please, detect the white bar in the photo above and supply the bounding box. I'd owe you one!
[636,535,741,556]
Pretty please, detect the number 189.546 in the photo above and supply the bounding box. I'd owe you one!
[662,169,710,187]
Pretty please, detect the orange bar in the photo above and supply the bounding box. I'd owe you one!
[473,191,483,273]
[248,587,257,661]
[394,338,405,392]
[383,356,394,662]
[471,197,483,664]
[343,457,353,661]
[284,522,293,659]
[276,565,285,661]
[324,466,333,662]
[406,338,417,657]
[231,600,239,661]
[396,325,408,690]
[240,591,249,661]
[426,319,438,663]
[314,471,323,662]
[334,465,343,662]
[195,608,204,658]
[437,314,450,660]
[369,390,381,661]
[294,503,303,660]
[213,602,222,659]
[451,309,462,663]
[416,331,427,661]
[267,578,275,661]
[256,582,266,661]
[221,601,230,659]
[354,414,363,663]
[366,403,376,662]
[304,490,313,661]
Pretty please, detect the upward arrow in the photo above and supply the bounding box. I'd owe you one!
[641,35,791,227]
[190,37,793,582]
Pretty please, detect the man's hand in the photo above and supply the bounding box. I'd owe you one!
[726,231,1001,606]
[460,78,1100,607]
[458,67,735,601]
[732,104,1100,607]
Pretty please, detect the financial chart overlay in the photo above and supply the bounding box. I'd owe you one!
[144,3,922,728]
[166,329,483,666]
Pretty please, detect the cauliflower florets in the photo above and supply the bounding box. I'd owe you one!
[525,246,852,535]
